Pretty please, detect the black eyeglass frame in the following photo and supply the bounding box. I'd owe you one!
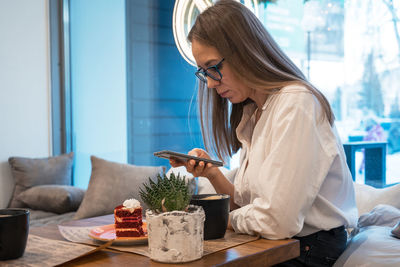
[195,58,225,83]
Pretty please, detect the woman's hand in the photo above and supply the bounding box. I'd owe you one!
[170,149,237,207]
[169,148,219,179]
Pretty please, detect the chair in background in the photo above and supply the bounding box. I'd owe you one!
[343,141,387,188]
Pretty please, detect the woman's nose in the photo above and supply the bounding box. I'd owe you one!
[206,76,219,88]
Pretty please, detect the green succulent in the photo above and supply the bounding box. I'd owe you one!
[139,172,192,213]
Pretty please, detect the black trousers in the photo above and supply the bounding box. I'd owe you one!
[274,226,347,267]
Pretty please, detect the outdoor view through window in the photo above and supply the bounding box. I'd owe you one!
[221,0,400,186]
[67,0,400,188]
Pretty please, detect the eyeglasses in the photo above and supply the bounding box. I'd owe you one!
[195,58,225,83]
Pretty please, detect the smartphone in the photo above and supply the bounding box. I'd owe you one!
[153,150,223,167]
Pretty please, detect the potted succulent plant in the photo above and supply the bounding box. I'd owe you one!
[139,172,205,263]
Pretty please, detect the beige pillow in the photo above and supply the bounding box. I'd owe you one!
[354,182,400,215]
[18,185,85,214]
[74,156,165,219]
[8,152,74,208]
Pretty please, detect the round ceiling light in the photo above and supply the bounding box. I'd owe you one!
[173,0,259,66]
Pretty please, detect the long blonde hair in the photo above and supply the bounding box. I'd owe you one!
[188,0,334,162]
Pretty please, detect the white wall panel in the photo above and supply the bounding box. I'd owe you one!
[0,0,51,207]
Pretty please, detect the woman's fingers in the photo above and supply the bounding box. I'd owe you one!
[191,161,209,177]
[186,159,196,172]
[188,149,200,157]
[189,148,210,159]
[169,159,176,166]
[170,149,215,178]
[169,158,185,167]
[195,161,205,175]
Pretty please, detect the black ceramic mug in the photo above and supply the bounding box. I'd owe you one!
[0,209,30,260]
[190,194,230,240]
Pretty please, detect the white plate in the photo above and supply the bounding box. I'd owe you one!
[88,223,148,246]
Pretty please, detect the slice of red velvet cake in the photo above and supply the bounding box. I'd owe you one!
[114,199,145,237]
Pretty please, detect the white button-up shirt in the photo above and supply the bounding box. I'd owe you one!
[230,84,358,239]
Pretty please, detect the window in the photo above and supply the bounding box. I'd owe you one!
[259,0,400,186]
[52,0,202,188]
[174,0,400,186]
[52,0,400,188]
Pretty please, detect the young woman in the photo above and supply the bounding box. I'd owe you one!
[170,1,358,266]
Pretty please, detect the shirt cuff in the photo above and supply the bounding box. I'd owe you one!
[229,204,255,236]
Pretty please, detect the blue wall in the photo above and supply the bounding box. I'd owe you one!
[126,0,202,166]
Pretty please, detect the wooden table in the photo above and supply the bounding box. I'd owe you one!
[30,215,299,267]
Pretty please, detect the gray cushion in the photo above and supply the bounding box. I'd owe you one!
[74,156,165,219]
[8,152,74,208]
[28,209,60,221]
[334,226,400,267]
[392,221,400,238]
[18,185,85,214]
[28,210,76,227]
[358,204,400,228]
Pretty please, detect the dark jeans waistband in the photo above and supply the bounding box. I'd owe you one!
[327,225,345,235]
[295,225,346,239]
[282,225,348,266]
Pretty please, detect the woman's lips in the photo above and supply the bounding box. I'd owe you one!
[219,91,229,98]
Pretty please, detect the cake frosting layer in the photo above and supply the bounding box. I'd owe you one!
[115,215,143,222]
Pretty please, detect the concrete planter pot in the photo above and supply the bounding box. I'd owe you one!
[146,205,205,263]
